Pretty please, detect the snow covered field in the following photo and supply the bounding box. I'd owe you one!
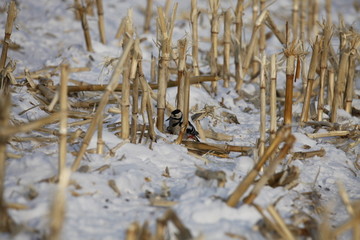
[1,0,360,239]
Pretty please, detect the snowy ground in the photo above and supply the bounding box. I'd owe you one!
[1,0,360,239]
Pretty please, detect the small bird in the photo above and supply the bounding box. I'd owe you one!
[166,109,200,141]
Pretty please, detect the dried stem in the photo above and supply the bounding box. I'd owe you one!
[235,0,244,49]
[223,9,231,87]
[182,141,251,154]
[327,68,334,106]
[227,126,291,207]
[130,39,141,143]
[284,52,296,125]
[96,0,106,44]
[125,222,140,240]
[331,51,349,122]
[138,62,156,141]
[317,25,332,121]
[252,0,260,76]
[97,113,104,154]
[259,55,267,158]
[243,11,269,77]
[55,76,218,93]
[234,38,243,93]
[156,6,175,132]
[326,0,332,26]
[265,14,286,45]
[299,0,306,42]
[77,3,94,52]
[71,39,134,171]
[144,0,153,33]
[176,39,187,112]
[0,112,61,138]
[0,1,17,70]
[191,0,200,76]
[209,0,219,93]
[175,71,190,144]
[244,135,295,204]
[259,0,266,54]
[121,11,134,140]
[270,54,277,142]
[48,168,71,240]
[267,205,296,240]
[292,0,299,40]
[59,64,69,177]
[150,54,156,83]
[344,53,355,113]
[0,92,16,233]
[300,38,320,123]
[162,209,192,240]
[306,130,349,139]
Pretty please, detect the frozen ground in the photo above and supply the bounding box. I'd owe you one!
[1,0,360,239]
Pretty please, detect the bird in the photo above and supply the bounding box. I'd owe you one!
[166,109,200,141]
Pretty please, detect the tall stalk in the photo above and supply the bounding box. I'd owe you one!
[0,1,17,70]
[270,54,277,142]
[300,38,320,123]
[223,9,231,87]
[0,92,15,232]
[259,55,267,158]
[144,0,153,33]
[191,0,200,76]
[317,25,332,121]
[209,0,219,93]
[96,0,106,44]
[156,6,175,132]
[59,64,69,176]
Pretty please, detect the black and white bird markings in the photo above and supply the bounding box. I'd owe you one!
[166,109,200,141]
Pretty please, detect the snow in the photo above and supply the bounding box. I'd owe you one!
[1,0,360,239]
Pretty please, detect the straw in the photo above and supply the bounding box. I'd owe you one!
[144,0,153,33]
[130,39,141,143]
[344,52,356,113]
[265,14,286,45]
[251,0,260,76]
[284,47,296,125]
[259,0,267,54]
[227,126,291,207]
[0,92,16,233]
[270,54,277,142]
[223,8,232,87]
[48,168,71,240]
[176,39,187,112]
[259,55,267,157]
[300,37,320,123]
[71,39,134,171]
[242,10,269,77]
[191,0,200,76]
[156,5,176,132]
[331,51,349,122]
[317,25,332,121]
[58,63,69,177]
[209,0,220,93]
[292,0,299,40]
[235,0,244,48]
[244,134,295,205]
[299,0,306,42]
[0,1,17,70]
[96,0,106,44]
[77,3,94,52]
